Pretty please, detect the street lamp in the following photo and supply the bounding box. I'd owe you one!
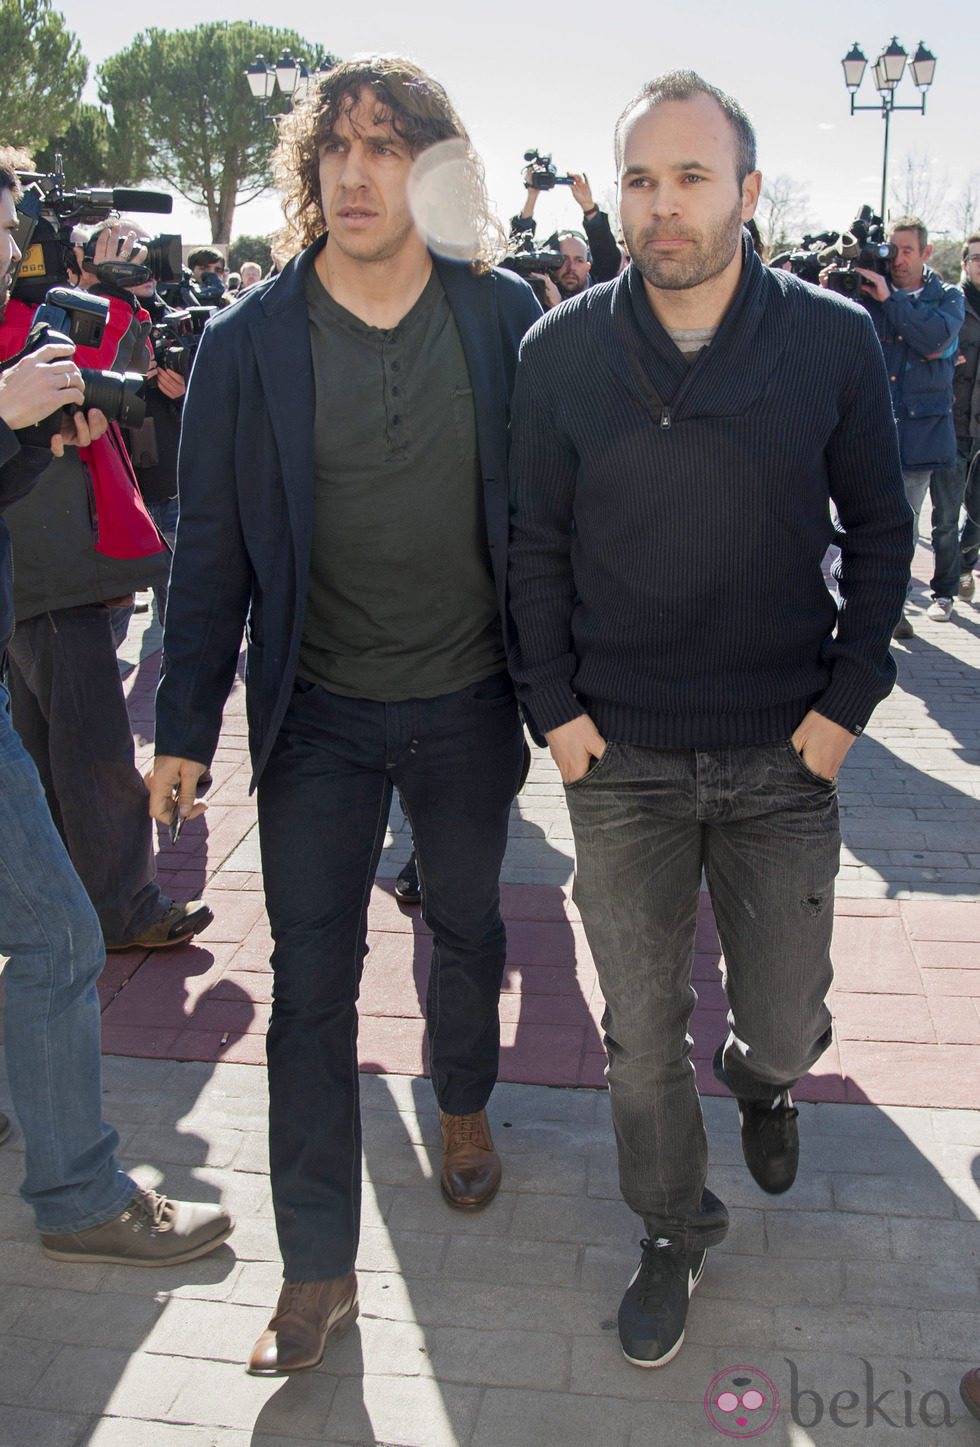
[246,51,332,123]
[840,37,937,220]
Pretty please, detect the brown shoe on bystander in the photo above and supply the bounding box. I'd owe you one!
[961,1368,980,1422]
[41,1187,232,1265]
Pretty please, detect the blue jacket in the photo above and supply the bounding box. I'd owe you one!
[156,238,540,787]
[863,269,964,470]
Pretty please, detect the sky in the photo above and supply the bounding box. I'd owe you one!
[64,0,975,250]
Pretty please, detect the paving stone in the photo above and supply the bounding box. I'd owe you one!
[327,1374,480,1447]
[0,1406,88,1447]
[472,1385,633,1447]
[83,1421,254,1446]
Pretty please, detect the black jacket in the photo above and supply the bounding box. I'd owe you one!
[156,240,541,786]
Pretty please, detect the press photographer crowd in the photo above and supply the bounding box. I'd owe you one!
[0,56,979,1413]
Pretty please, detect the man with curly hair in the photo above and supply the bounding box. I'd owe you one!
[147,56,540,1375]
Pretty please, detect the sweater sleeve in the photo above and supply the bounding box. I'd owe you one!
[814,309,915,732]
[507,330,587,740]
[583,210,622,285]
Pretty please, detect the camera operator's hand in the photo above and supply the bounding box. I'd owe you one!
[156,364,186,400]
[51,407,109,456]
[0,343,84,430]
[570,172,599,219]
[76,224,149,290]
[145,357,187,400]
[529,271,562,309]
[852,266,890,303]
[817,264,833,288]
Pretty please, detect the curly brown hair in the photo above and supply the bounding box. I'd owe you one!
[272,55,499,269]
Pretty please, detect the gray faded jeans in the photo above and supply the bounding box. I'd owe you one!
[565,737,838,1250]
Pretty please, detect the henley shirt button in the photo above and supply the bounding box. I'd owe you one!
[391,361,400,371]
[391,386,399,396]
[392,415,401,425]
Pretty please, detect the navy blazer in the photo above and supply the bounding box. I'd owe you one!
[156,237,540,787]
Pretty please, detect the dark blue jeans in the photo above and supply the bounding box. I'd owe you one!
[565,739,838,1251]
[256,672,524,1280]
[928,449,973,599]
[944,439,980,575]
[7,605,165,945]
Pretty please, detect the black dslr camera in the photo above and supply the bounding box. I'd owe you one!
[0,289,145,445]
[523,148,575,192]
[150,305,211,380]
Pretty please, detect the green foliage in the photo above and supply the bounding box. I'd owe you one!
[33,104,132,187]
[0,0,87,153]
[229,234,273,274]
[97,22,334,243]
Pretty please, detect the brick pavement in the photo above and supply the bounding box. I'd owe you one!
[0,542,977,1444]
[104,542,980,1109]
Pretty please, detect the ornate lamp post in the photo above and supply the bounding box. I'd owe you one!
[841,38,937,220]
[246,51,333,123]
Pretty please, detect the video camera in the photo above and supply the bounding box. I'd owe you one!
[10,154,176,303]
[500,230,564,308]
[523,148,575,192]
[780,206,898,299]
[0,288,146,445]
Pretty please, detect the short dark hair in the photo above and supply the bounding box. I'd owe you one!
[962,232,980,263]
[888,216,928,251]
[188,247,224,269]
[614,70,757,184]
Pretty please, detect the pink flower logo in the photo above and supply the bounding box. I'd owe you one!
[704,1366,780,1438]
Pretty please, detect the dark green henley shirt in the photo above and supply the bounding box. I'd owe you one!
[299,265,504,700]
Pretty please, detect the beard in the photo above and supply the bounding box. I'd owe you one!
[557,271,588,298]
[623,196,744,292]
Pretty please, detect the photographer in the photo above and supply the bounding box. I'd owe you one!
[0,197,213,951]
[126,267,188,624]
[837,216,964,631]
[0,152,231,1266]
[512,161,622,305]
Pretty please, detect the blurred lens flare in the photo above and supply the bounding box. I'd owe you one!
[408,139,481,261]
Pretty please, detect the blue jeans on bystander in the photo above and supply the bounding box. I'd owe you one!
[0,680,136,1233]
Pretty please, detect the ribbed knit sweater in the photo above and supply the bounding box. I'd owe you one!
[507,241,914,749]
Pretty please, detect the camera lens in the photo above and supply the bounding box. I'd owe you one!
[79,368,146,428]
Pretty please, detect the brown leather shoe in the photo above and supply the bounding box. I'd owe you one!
[439,1108,501,1209]
[247,1274,358,1375]
[961,1367,980,1422]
